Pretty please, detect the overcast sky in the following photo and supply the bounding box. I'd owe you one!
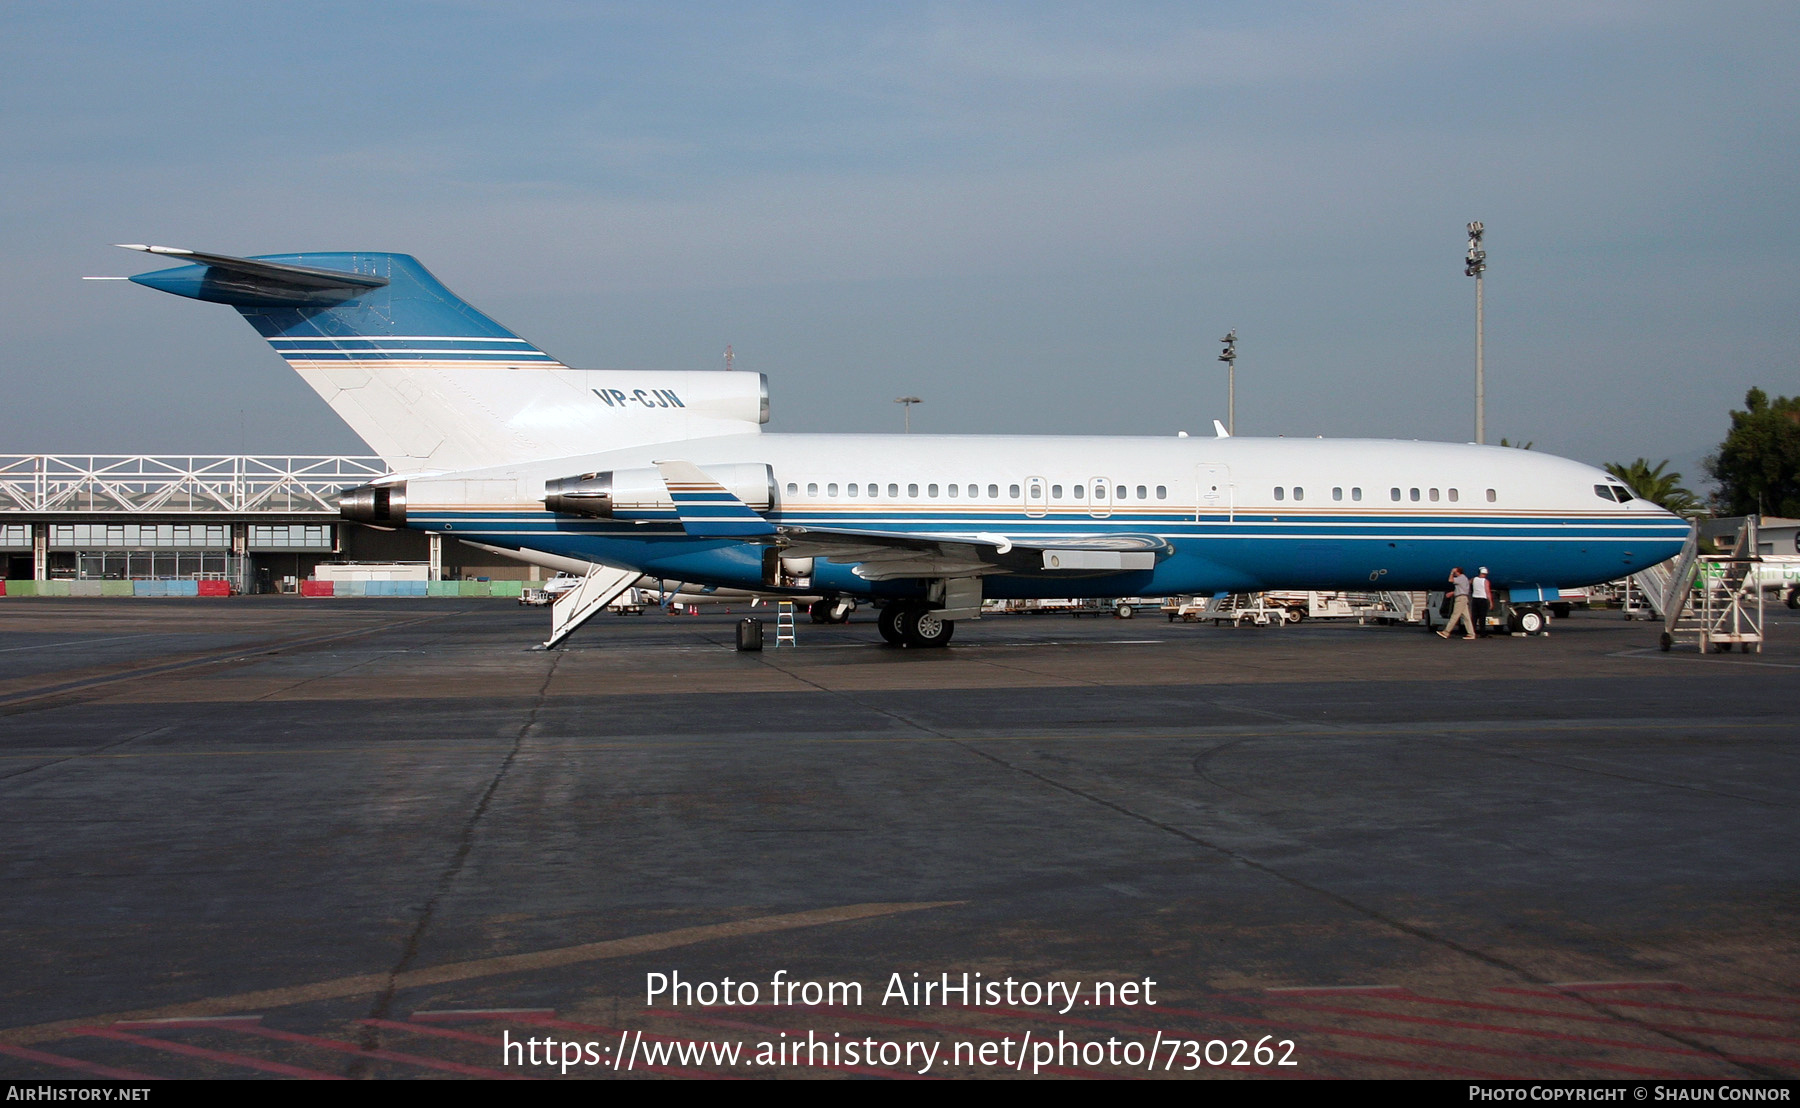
[2,1,1795,484]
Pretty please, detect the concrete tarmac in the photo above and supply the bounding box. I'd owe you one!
[1,598,1796,1080]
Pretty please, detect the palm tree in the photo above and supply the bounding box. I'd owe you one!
[1604,458,1703,516]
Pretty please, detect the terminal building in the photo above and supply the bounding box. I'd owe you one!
[0,454,537,593]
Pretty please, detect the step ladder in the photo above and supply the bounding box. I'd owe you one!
[776,600,797,646]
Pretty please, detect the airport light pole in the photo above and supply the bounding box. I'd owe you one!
[1465,221,1486,444]
[1217,331,1238,435]
[895,396,921,433]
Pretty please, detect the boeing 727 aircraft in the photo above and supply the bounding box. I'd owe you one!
[122,246,1690,647]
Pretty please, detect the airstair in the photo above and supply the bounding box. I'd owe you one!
[1654,518,1765,654]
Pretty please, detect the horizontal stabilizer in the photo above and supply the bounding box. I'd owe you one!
[121,244,387,307]
[657,460,779,538]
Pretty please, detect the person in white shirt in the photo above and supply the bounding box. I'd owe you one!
[1471,567,1494,638]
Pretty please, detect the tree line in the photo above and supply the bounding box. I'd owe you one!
[1602,388,1799,520]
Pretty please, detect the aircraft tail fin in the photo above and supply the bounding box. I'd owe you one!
[124,246,768,472]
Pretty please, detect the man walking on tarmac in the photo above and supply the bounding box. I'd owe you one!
[1471,567,1494,637]
[1440,567,1476,640]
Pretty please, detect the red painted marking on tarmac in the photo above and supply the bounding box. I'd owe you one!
[0,1040,157,1080]
[1496,988,1794,1025]
[647,1009,936,1079]
[1370,991,1800,1048]
[1656,988,1800,1007]
[218,1022,526,1079]
[1251,996,1797,1071]
[359,1018,505,1046]
[73,1026,342,1079]
[1000,1003,1716,1080]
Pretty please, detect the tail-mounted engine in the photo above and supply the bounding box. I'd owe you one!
[543,463,775,519]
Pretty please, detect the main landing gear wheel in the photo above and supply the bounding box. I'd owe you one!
[901,606,955,648]
[877,605,906,645]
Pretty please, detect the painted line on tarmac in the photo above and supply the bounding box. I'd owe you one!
[1608,648,1800,670]
[0,614,458,708]
[3,717,1789,765]
[0,900,961,1047]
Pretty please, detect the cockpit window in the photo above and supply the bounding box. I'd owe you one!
[1594,484,1635,503]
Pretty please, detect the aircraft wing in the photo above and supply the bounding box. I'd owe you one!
[773,524,1170,581]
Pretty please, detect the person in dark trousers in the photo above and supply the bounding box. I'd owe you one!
[1440,567,1475,640]
[1471,567,1494,637]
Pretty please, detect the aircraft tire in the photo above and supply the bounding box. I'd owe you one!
[829,597,856,623]
[877,605,906,645]
[809,600,831,624]
[902,607,955,648]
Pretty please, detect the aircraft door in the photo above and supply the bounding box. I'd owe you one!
[1025,476,1047,518]
[1196,464,1231,521]
[1088,477,1112,518]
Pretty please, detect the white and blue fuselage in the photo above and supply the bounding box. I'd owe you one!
[118,246,1688,638]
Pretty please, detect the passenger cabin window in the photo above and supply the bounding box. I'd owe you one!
[1274,487,1286,501]
[849,483,859,497]
[1410,488,1421,502]
[1009,484,1020,499]
[1293,487,1304,502]
[828,483,838,496]
[888,483,899,498]
[1156,486,1167,499]
[1391,488,1402,501]
[1333,487,1343,501]
[1073,485,1084,498]
[1028,483,1040,498]
[907,483,918,497]
[1052,485,1063,499]
[1487,488,1497,502]
[786,482,798,495]
[1137,485,1147,499]
[1352,487,1362,501]
[947,484,958,498]
[1428,488,1439,502]
[807,483,818,496]
[928,483,938,497]
[1448,488,1459,502]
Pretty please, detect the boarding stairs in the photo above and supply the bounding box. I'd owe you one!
[1210,593,1286,627]
[1657,519,1764,654]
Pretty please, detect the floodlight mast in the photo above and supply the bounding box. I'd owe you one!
[1217,330,1238,435]
[895,396,922,433]
[1465,221,1487,444]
